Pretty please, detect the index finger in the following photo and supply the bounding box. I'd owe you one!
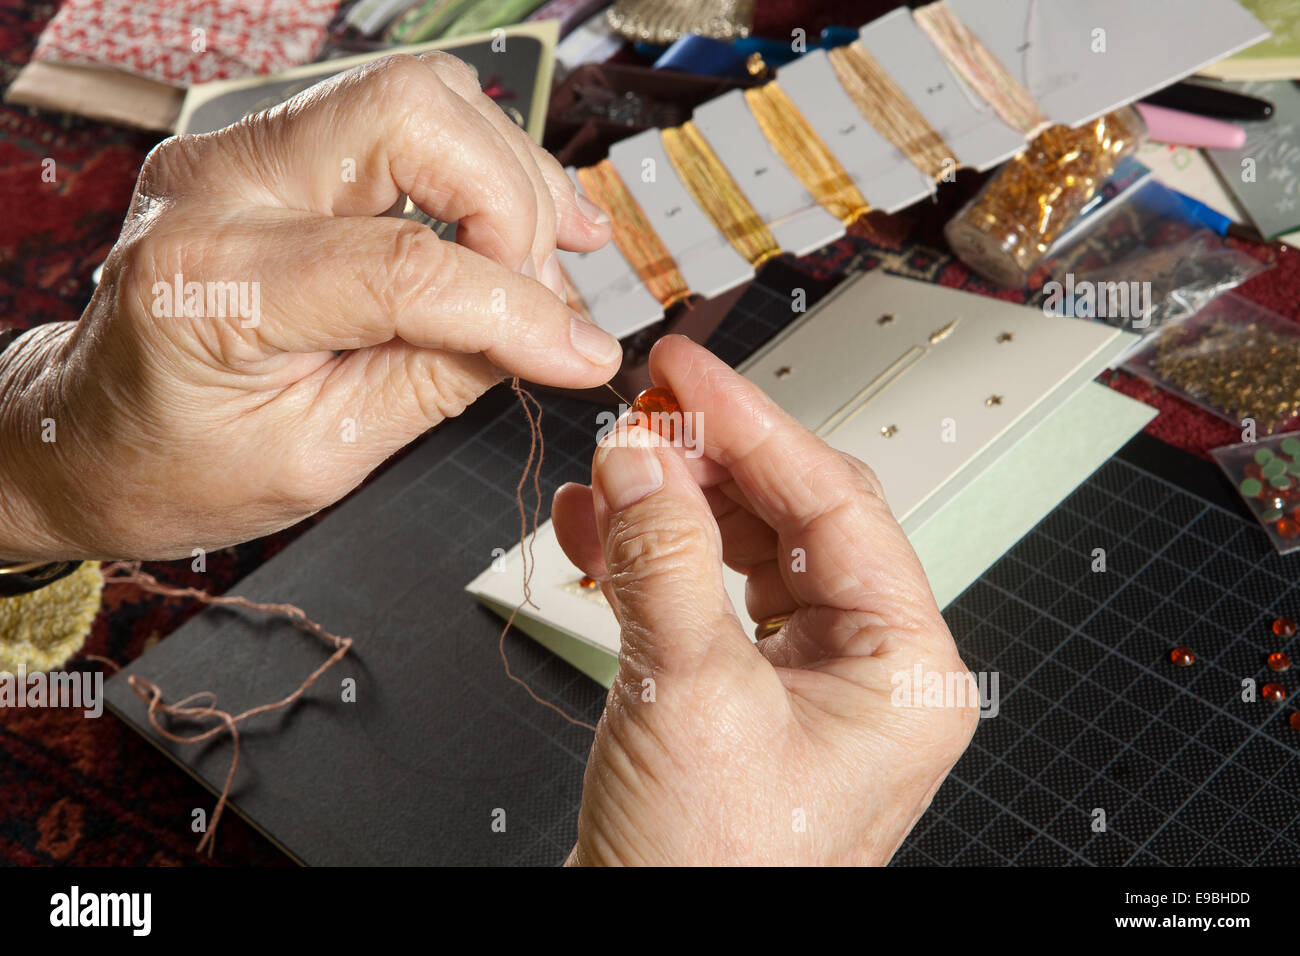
[647,335,939,622]
[220,54,541,272]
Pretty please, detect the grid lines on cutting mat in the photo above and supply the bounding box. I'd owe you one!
[893,457,1300,866]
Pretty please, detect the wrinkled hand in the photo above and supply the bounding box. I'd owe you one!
[0,53,621,561]
[552,336,977,865]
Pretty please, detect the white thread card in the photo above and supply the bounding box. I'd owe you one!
[559,169,663,339]
[608,129,754,299]
[743,272,1137,527]
[775,50,934,212]
[692,89,846,257]
[943,0,1269,127]
[857,9,1026,171]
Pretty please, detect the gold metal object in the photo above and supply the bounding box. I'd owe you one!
[754,613,792,640]
[606,0,754,44]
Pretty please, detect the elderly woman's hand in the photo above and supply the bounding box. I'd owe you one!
[0,52,620,561]
[552,336,978,865]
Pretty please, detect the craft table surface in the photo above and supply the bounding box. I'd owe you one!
[2,0,1299,864]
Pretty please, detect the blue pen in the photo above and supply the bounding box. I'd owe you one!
[819,26,860,49]
[1168,189,1234,235]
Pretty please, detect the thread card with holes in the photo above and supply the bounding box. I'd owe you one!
[743,272,1138,532]
[856,8,1025,172]
[942,0,1269,127]
[607,129,754,299]
[776,50,935,213]
[560,168,664,339]
[691,90,846,258]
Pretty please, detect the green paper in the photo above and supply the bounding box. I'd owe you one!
[1241,477,1264,497]
[1256,448,1276,465]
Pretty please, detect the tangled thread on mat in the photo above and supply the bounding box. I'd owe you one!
[101,379,596,857]
[99,561,353,856]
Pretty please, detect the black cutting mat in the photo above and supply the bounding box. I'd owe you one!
[897,451,1300,866]
[104,263,1300,865]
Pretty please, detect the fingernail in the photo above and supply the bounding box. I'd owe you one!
[575,192,610,225]
[520,256,538,279]
[541,253,567,302]
[569,313,622,365]
[596,441,663,511]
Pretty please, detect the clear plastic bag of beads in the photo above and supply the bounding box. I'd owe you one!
[1211,432,1300,554]
[1124,293,1300,437]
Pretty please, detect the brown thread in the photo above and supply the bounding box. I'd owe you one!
[98,381,596,860]
[100,560,353,857]
[498,379,598,733]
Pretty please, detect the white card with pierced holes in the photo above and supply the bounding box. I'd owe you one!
[742,272,1138,532]
[468,271,1142,666]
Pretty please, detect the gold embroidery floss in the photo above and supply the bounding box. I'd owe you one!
[913,1,1049,136]
[576,160,691,308]
[661,122,782,268]
[943,106,1145,287]
[744,82,871,226]
[827,42,955,181]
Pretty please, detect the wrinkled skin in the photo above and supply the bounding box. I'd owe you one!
[0,52,620,561]
[553,336,977,865]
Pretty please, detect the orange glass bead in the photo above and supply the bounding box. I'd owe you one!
[1268,652,1292,672]
[1273,617,1297,638]
[1262,682,1287,702]
[1170,646,1195,667]
[631,386,681,439]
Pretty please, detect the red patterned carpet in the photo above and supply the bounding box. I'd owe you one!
[1,0,1297,866]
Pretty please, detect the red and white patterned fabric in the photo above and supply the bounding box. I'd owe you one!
[33,0,340,87]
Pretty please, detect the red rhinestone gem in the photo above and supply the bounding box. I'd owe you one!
[1273,618,1297,638]
[1278,517,1300,540]
[1262,682,1287,702]
[578,575,599,590]
[1290,712,1300,732]
[1268,652,1292,672]
[1170,646,1195,667]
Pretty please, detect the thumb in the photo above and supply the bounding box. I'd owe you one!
[592,427,751,675]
